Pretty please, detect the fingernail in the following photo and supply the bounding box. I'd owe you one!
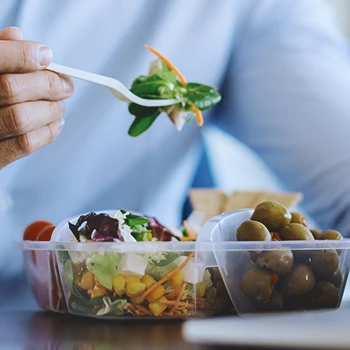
[39,46,53,67]
[62,77,74,93]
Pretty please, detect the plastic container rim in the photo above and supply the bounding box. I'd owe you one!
[20,239,350,252]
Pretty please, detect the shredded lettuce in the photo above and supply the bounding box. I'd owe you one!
[145,260,178,280]
[86,252,122,290]
[96,297,127,316]
[149,252,180,266]
[182,284,195,300]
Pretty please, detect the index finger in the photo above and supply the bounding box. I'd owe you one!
[0,40,52,73]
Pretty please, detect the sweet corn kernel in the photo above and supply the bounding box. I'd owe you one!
[146,285,165,303]
[125,282,146,298]
[124,275,141,284]
[149,297,168,316]
[130,296,145,304]
[168,271,183,289]
[113,275,126,296]
[196,281,206,298]
[147,232,153,241]
[80,271,95,290]
[141,274,156,289]
[90,288,105,299]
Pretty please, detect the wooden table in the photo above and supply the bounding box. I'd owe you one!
[0,311,234,350]
[0,310,338,349]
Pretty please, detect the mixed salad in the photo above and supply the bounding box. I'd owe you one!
[52,209,231,317]
[127,45,222,136]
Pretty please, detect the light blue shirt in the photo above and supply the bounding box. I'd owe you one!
[1,0,350,309]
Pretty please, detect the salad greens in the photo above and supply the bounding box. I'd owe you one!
[68,209,178,243]
[127,46,222,137]
[86,252,123,290]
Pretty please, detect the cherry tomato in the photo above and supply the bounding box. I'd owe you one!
[36,225,55,241]
[23,220,54,241]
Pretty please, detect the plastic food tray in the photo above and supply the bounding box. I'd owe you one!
[22,209,350,318]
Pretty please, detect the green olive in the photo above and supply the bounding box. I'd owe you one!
[255,289,284,312]
[329,269,343,288]
[290,212,307,226]
[284,295,309,311]
[251,201,292,231]
[205,286,217,306]
[255,250,294,276]
[310,229,322,240]
[241,269,273,302]
[319,230,343,240]
[281,264,315,296]
[279,223,314,241]
[308,281,339,309]
[236,220,271,241]
[309,249,339,279]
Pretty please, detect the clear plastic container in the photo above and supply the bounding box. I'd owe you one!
[23,248,67,313]
[23,240,232,318]
[200,209,350,316]
[22,209,350,318]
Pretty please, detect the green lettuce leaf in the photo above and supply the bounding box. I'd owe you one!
[145,260,178,280]
[96,297,127,316]
[86,252,122,290]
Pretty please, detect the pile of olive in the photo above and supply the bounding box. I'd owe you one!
[237,201,344,312]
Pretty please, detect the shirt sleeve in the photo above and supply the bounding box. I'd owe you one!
[216,0,350,235]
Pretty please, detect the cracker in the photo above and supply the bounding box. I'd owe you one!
[189,189,226,223]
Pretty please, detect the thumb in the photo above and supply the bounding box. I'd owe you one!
[0,26,23,40]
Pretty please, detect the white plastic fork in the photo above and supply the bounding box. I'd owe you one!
[47,63,180,107]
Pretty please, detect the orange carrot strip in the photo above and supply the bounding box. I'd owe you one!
[271,273,279,286]
[127,303,136,312]
[56,294,62,311]
[133,303,153,316]
[145,45,187,87]
[142,252,194,298]
[171,283,187,313]
[191,104,204,126]
[166,288,180,300]
[135,310,147,316]
[145,45,205,127]
[271,232,281,241]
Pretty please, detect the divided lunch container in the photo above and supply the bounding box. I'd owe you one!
[22,209,350,318]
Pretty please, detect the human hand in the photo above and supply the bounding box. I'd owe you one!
[0,27,74,170]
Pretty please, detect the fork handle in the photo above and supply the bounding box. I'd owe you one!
[47,63,113,86]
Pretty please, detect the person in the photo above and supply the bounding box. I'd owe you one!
[0,0,350,309]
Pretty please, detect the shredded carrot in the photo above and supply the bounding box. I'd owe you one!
[145,45,187,87]
[133,303,153,316]
[135,310,147,316]
[127,303,136,312]
[166,288,180,300]
[56,293,62,311]
[191,104,204,126]
[162,300,193,308]
[142,252,195,298]
[170,283,187,313]
[271,273,279,286]
[271,232,281,241]
[145,45,205,127]
[162,312,176,316]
